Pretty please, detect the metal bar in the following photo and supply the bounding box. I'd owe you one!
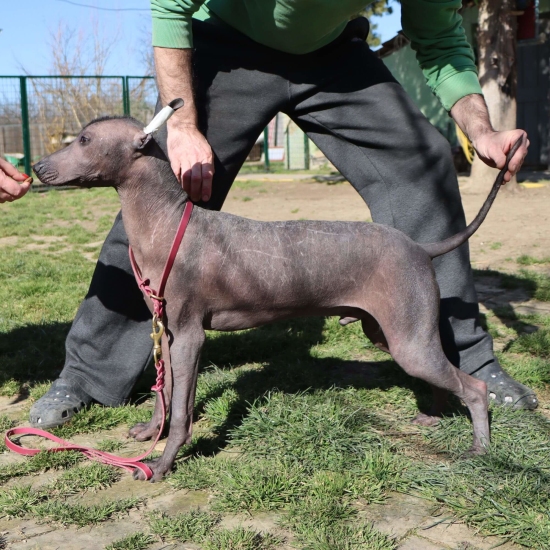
[263,126,270,171]
[0,75,156,80]
[19,76,32,176]
[0,75,127,79]
[303,131,310,170]
[122,76,130,115]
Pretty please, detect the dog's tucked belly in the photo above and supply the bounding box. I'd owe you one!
[190,217,432,333]
[206,305,367,331]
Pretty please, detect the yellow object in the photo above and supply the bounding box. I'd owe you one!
[150,314,165,365]
[456,124,475,164]
[520,182,547,189]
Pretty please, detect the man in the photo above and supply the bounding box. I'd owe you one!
[30,0,537,429]
[0,157,31,203]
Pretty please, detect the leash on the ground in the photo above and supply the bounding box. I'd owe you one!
[5,201,194,481]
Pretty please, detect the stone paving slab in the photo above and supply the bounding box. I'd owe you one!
[418,517,521,550]
[398,535,445,549]
[7,519,141,549]
[0,481,527,550]
[361,493,522,550]
[359,493,436,539]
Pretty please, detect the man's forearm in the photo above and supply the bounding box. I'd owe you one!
[154,47,198,127]
[450,94,494,145]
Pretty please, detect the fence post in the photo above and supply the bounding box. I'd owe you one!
[285,126,290,170]
[19,77,32,177]
[122,76,130,116]
[263,126,270,171]
[303,132,310,170]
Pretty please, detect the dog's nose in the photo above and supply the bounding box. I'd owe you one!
[32,160,45,175]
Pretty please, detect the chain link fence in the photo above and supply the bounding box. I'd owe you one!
[0,75,322,177]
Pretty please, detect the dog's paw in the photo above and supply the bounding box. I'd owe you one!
[133,467,149,481]
[461,444,488,458]
[128,422,160,441]
[411,412,440,427]
[132,458,168,482]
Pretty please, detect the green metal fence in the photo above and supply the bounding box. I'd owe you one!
[0,75,157,176]
[0,75,318,177]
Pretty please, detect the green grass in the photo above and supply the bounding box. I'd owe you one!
[105,533,155,550]
[52,462,121,495]
[517,254,550,266]
[408,407,550,548]
[33,497,141,527]
[508,327,550,359]
[202,527,282,550]
[0,480,139,526]
[0,188,119,396]
[232,180,266,190]
[236,164,333,175]
[149,509,221,542]
[149,509,281,549]
[0,414,13,453]
[0,450,83,484]
[1,187,550,548]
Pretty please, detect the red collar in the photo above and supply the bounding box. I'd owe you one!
[129,200,194,319]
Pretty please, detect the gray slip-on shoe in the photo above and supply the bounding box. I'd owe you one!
[471,360,538,410]
[29,378,93,429]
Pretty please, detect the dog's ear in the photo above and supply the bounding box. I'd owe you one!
[132,131,154,152]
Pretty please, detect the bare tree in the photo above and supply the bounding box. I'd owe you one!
[27,21,122,154]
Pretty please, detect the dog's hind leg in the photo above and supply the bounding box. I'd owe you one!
[360,314,451,427]
[389,333,489,454]
[411,386,448,427]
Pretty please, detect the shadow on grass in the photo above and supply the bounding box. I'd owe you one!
[473,268,549,333]
[0,321,72,397]
[178,316,468,458]
[0,314,477,455]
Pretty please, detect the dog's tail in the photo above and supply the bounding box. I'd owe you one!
[420,136,524,260]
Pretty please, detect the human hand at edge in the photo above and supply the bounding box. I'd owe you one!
[167,122,214,203]
[0,157,32,203]
[472,129,530,183]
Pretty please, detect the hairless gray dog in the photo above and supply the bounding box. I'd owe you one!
[33,115,522,482]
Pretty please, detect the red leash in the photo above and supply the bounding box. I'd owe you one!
[5,201,194,481]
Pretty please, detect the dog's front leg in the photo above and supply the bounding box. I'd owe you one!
[133,323,205,482]
[129,335,173,442]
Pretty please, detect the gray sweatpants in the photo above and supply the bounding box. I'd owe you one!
[61,18,494,405]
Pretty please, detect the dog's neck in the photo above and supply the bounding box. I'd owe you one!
[116,153,189,269]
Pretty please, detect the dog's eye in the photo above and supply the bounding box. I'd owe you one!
[79,135,90,145]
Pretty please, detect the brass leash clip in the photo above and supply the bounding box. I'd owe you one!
[150,314,165,365]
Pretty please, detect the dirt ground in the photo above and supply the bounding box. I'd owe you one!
[226,174,550,273]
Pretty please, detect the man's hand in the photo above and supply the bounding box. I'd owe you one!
[0,157,32,203]
[155,47,215,202]
[472,129,529,183]
[167,121,214,202]
[451,94,529,183]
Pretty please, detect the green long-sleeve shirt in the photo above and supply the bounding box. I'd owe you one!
[150,0,482,111]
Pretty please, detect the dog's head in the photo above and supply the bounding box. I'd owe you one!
[33,116,157,188]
